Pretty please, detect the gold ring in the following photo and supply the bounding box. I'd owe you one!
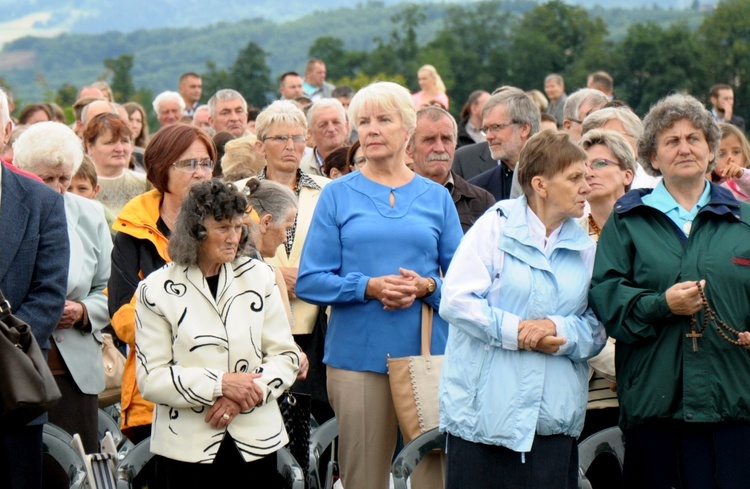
[222,413,230,421]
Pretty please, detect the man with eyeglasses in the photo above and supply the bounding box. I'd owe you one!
[407,106,494,233]
[299,99,350,177]
[462,90,540,201]
[562,88,609,143]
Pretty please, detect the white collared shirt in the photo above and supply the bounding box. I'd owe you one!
[526,205,562,257]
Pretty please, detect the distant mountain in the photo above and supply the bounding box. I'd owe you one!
[0,0,699,38]
[0,0,709,104]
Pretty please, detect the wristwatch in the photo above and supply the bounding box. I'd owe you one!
[425,278,436,297]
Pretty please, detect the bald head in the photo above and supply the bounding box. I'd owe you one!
[78,85,105,100]
[78,100,117,137]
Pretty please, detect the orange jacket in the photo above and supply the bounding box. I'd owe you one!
[109,190,170,432]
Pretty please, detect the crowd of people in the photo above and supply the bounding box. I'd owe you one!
[1,57,750,489]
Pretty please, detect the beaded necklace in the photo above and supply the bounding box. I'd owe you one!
[588,214,602,237]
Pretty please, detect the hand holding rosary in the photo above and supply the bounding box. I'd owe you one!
[688,281,750,352]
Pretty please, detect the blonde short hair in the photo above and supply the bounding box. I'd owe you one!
[254,100,307,141]
[348,82,416,135]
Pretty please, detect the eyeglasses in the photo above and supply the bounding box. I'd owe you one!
[587,158,620,171]
[567,118,583,125]
[480,121,518,136]
[352,156,366,168]
[172,158,214,173]
[264,135,306,144]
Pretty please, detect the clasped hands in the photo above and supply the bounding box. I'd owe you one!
[517,318,566,354]
[367,268,431,310]
[57,300,84,329]
[205,372,264,429]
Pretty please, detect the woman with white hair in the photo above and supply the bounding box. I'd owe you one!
[412,64,449,110]
[14,121,112,454]
[297,82,463,489]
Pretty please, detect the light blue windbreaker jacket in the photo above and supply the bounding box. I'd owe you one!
[439,197,606,453]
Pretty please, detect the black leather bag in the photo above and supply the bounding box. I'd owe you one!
[0,290,62,428]
[279,390,311,477]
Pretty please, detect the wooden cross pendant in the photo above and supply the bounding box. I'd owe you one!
[686,329,702,352]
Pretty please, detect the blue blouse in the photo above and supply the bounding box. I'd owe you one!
[296,171,463,373]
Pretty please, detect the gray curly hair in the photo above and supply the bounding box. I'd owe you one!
[638,94,721,177]
[168,179,250,267]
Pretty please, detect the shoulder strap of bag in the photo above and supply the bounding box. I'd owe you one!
[420,303,433,356]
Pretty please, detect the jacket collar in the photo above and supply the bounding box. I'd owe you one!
[614,182,743,222]
[495,197,594,270]
[184,262,235,316]
[113,189,170,262]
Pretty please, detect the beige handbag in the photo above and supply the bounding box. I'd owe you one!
[98,333,126,408]
[387,303,443,444]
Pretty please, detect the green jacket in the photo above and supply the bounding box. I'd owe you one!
[589,184,750,431]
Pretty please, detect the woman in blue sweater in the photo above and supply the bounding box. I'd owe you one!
[297,81,462,489]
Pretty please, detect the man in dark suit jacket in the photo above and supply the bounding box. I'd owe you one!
[408,106,495,233]
[0,88,69,489]
[467,161,515,202]
[452,141,496,181]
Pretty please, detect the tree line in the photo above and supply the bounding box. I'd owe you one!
[304,0,746,121]
[5,0,748,125]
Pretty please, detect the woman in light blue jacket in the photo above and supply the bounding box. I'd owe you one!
[439,130,606,489]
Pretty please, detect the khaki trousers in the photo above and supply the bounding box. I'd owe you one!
[327,366,444,489]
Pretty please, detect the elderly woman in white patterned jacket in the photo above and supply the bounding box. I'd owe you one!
[135,179,300,488]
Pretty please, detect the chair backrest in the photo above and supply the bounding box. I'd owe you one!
[44,422,74,443]
[115,436,305,488]
[577,426,625,488]
[278,446,306,489]
[116,437,153,488]
[42,429,87,489]
[97,409,122,443]
[101,403,122,426]
[391,427,446,489]
[98,408,135,460]
[71,432,119,489]
[308,417,339,489]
